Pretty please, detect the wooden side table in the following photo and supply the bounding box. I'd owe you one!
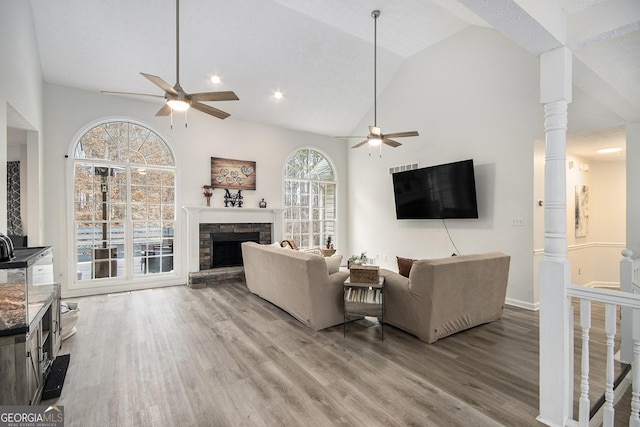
[343,276,385,340]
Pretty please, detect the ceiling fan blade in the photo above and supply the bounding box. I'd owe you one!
[155,104,172,116]
[191,101,230,119]
[383,138,402,147]
[369,126,381,136]
[141,72,178,96]
[101,91,165,99]
[384,131,419,139]
[334,136,367,139]
[190,91,239,102]
[351,140,369,149]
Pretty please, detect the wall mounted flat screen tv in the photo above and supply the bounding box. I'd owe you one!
[392,159,479,219]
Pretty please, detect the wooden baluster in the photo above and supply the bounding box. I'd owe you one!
[631,307,640,427]
[579,299,591,427]
[603,304,617,426]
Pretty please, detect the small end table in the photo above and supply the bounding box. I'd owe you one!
[343,276,385,340]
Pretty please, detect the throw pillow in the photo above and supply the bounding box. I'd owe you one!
[397,256,416,278]
[325,255,343,275]
[280,239,298,250]
[269,242,282,248]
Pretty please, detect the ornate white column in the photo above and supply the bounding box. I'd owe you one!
[538,46,573,427]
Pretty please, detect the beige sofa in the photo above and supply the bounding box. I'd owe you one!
[241,241,350,331]
[381,252,510,343]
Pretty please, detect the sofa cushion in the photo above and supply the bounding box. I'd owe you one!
[325,255,342,274]
[302,247,322,256]
[397,256,416,277]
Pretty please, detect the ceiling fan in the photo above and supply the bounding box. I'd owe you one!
[340,10,419,155]
[101,0,238,127]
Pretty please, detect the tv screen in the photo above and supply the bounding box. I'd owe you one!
[392,159,478,219]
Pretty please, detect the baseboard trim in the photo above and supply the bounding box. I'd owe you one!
[505,298,539,311]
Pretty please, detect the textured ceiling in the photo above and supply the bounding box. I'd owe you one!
[24,0,640,159]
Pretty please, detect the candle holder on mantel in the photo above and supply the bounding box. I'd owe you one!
[202,185,213,207]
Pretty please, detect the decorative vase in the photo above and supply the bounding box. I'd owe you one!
[206,196,211,207]
[259,198,267,208]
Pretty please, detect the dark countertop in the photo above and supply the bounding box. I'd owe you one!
[0,246,51,269]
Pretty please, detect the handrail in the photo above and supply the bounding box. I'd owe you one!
[567,284,640,309]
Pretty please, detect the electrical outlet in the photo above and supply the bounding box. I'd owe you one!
[511,217,525,226]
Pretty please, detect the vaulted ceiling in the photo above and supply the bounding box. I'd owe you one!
[27,0,640,159]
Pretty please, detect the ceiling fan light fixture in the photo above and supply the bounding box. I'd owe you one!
[166,98,190,111]
[342,10,418,154]
[368,136,382,146]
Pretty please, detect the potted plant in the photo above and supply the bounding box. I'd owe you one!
[325,235,332,249]
[347,252,367,269]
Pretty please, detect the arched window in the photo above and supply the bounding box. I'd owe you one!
[72,120,176,281]
[283,148,337,248]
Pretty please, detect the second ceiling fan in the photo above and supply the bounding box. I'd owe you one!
[344,10,419,155]
[102,0,238,126]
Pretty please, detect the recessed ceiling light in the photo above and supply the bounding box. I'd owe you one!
[596,147,622,154]
[210,75,221,84]
[273,91,283,100]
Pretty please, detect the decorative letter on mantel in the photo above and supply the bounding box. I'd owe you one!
[211,157,256,190]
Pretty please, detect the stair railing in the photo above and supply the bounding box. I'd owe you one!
[563,249,640,427]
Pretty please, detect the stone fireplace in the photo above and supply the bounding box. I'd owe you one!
[183,206,283,288]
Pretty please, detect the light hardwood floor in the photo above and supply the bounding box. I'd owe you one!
[46,283,625,426]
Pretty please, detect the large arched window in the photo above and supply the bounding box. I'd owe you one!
[72,120,176,281]
[283,148,337,248]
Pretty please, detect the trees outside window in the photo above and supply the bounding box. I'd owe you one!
[72,120,176,281]
[283,149,336,249]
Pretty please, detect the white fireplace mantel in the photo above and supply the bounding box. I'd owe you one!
[183,206,284,273]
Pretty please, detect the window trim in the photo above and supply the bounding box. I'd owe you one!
[65,118,182,295]
[282,147,339,250]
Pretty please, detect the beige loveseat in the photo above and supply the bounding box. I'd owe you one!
[241,241,350,331]
[381,252,510,343]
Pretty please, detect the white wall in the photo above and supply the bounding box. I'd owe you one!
[0,2,44,236]
[627,123,640,257]
[564,154,626,287]
[347,27,542,309]
[42,83,348,296]
[533,147,626,289]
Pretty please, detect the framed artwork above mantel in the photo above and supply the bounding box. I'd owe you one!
[210,157,256,190]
